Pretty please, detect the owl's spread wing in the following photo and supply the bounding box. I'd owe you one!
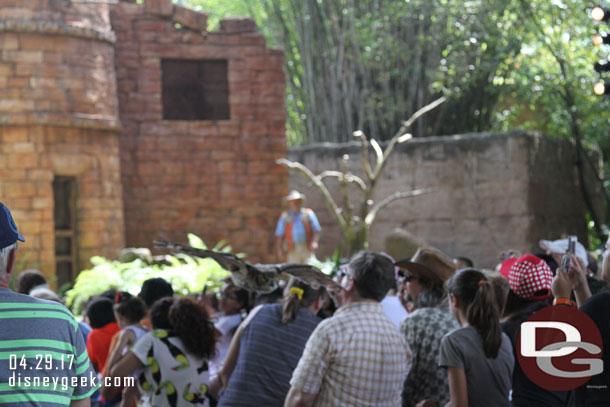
[275,263,343,294]
[155,240,278,292]
[154,240,246,274]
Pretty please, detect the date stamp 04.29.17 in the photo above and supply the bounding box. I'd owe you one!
[6,353,134,391]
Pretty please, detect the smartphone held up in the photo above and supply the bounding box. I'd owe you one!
[561,235,577,276]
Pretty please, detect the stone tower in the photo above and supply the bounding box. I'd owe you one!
[0,0,124,287]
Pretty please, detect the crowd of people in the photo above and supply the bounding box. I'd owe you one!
[2,197,610,407]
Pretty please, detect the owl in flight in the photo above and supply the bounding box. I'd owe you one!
[154,240,343,294]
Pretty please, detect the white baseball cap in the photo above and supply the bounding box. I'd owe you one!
[539,238,589,267]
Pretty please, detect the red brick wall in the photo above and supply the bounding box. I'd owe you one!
[111,0,287,262]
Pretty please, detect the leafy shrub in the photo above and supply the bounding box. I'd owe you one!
[308,247,344,277]
[65,234,233,315]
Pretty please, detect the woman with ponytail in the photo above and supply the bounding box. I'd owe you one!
[109,297,217,407]
[439,269,514,407]
[213,279,325,407]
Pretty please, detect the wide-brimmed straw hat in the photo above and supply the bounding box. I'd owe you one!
[394,247,456,285]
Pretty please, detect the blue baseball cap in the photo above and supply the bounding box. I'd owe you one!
[0,202,25,250]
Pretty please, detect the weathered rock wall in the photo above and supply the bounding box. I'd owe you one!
[287,131,603,268]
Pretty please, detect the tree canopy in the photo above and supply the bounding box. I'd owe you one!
[179,0,610,235]
[182,1,607,140]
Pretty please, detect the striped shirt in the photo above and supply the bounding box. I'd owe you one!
[0,288,98,406]
[290,301,412,407]
[218,303,321,407]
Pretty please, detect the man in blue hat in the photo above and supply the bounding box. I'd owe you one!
[0,202,98,406]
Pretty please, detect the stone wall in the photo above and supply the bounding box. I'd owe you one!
[111,0,287,262]
[0,1,124,284]
[287,131,604,268]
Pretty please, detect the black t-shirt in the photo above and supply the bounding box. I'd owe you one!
[501,301,569,407]
[574,292,610,407]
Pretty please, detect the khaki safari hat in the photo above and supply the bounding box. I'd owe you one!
[395,247,456,285]
[285,190,306,201]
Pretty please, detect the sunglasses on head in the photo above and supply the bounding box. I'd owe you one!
[336,267,352,278]
[403,274,418,282]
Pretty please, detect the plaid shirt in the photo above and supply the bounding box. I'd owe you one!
[290,301,412,407]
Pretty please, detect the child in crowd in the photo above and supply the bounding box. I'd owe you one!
[104,292,149,407]
[107,292,148,366]
[209,281,249,376]
[138,277,174,329]
[86,298,121,373]
[108,297,217,407]
[440,269,514,407]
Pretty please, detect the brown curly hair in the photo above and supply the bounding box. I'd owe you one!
[168,297,216,359]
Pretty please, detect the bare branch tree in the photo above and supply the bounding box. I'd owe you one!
[277,97,445,255]
[364,189,433,226]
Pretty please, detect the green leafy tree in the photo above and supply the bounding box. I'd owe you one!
[180,0,610,239]
[181,0,524,144]
[491,0,610,239]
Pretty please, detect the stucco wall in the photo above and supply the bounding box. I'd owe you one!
[287,131,603,268]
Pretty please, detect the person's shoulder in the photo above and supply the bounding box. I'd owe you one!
[500,331,513,347]
[256,302,281,319]
[442,325,471,342]
[265,302,282,311]
[335,303,392,331]
[401,308,427,331]
[1,289,54,304]
[580,292,610,330]
[404,307,430,321]
[268,302,289,317]
[312,313,341,333]
[405,306,447,322]
[224,313,244,324]
[0,291,72,314]
[146,329,170,342]
[215,313,243,332]
[582,291,610,310]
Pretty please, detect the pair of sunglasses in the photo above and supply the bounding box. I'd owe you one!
[402,274,418,282]
[336,268,352,278]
